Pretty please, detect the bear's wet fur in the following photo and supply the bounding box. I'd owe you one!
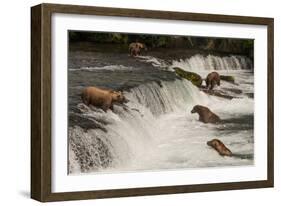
[129,42,147,57]
[207,139,232,156]
[191,105,220,124]
[205,72,220,90]
[81,86,127,112]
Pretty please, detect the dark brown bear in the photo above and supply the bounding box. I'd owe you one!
[191,105,220,124]
[205,72,220,90]
[81,86,127,112]
[207,139,232,156]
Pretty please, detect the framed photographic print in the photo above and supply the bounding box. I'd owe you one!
[31,3,274,202]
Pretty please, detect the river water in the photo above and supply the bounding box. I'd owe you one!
[68,43,254,174]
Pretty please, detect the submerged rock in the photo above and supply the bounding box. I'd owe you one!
[173,67,202,87]
[69,112,108,133]
[222,87,243,94]
[200,88,237,100]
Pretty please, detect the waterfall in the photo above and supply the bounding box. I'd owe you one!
[69,79,215,173]
[126,79,212,116]
[170,54,253,71]
[69,54,254,174]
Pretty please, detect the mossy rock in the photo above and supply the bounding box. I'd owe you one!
[173,67,202,87]
[220,75,235,84]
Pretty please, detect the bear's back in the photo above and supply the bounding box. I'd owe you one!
[208,72,220,81]
[82,87,112,106]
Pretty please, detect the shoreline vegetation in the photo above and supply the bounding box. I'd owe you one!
[69,32,254,59]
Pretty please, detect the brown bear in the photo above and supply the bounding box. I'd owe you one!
[81,86,127,112]
[191,105,220,123]
[205,72,220,90]
[207,139,232,156]
[129,42,147,57]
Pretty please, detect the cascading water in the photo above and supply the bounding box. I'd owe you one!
[138,54,253,73]
[170,54,253,71]
[68,53,254,174]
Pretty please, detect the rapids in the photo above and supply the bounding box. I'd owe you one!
[68,49,254,174]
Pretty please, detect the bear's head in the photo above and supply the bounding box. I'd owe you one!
[111,91,128,103]
[207,139,232,156]
[207,139,220,147]
[191,105,201,113]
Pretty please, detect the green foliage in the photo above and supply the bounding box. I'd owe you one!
[69,32,80,41]
[68,31,254,58]
[242,40,254,50]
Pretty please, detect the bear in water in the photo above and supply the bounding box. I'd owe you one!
[191,105,220,123]
[205,72,220,90]
[81,86,127,112]
[207,139,232,156]
[129,42,147,56]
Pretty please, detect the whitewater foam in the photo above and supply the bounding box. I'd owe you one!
[69,70,254,174]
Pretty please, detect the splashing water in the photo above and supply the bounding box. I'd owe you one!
[170,54,253,71]
[69,54,254,174]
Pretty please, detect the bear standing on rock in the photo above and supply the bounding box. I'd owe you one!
[191,105,220,124]
[205,71,220,90]
[81,86,127,112]
[129,42,147,57]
